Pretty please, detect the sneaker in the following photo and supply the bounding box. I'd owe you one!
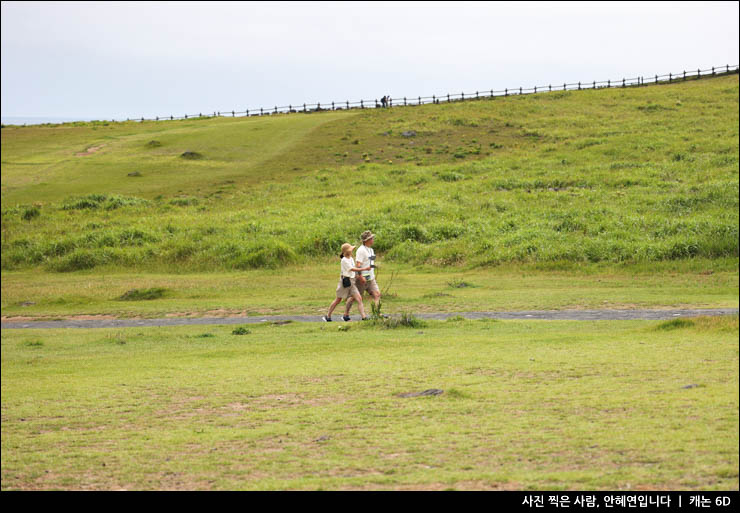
[322,316,332,322]
[342,315,351,322]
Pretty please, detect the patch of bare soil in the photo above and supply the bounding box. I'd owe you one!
[164,309,249,318]
[75,144,104,156]
[1,314,118,322]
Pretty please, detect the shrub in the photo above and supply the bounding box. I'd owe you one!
[232,327,251,335]
[170,197,199,207]
[118,288,168,301]
[439,171,465,182]
[235,240,298,269]
[21,206,40,220]
[49,249,105,272]
[656,318,695,330]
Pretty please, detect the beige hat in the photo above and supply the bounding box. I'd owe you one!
[361,230,375,242]
[340,243,356,257]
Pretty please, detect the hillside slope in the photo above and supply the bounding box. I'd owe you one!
[1,74,738,272]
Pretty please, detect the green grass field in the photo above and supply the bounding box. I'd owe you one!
[1,316,737,490]
[1,73,738,490]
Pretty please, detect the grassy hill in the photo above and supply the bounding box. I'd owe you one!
[2,74,738,273]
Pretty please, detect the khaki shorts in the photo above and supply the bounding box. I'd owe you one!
[336,277,359,299]
[356,278,380,296]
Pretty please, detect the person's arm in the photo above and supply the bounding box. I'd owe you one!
[355,249,368,283]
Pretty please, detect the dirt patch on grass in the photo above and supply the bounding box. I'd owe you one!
[75,144,105,156]
[1,314,119,322]
[165,309,249,318]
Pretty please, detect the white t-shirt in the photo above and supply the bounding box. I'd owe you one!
[355,245,375,281]
[340,256,356,278]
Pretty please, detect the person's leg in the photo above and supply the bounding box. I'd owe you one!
[327,297,342,317]
[372,290,381,308]
[352,292,367,319]
[343,296,354,316]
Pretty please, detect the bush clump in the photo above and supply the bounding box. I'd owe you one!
[235,240,298,269]
[655,318,695,331]
[21,206,40,221]
[117,287,168,301]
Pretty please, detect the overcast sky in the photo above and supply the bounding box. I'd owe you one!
[2,1,738,120]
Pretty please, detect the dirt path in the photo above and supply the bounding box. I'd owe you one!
[1,308,737,330]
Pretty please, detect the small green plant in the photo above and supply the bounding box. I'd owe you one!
[232,326,251,335]
[448,279,475,289]
[106,332,127,345]
[117,288,167,301]
[21,206,40,221]
[170,197,199,207]
[656,318,695,330]
[180,151,204,160]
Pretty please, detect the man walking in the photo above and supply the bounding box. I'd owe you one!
[343,230,381,320]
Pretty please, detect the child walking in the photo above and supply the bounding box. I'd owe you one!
[323,243,370,322]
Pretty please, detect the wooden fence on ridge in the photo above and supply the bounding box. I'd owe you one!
[116,64,738,123]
